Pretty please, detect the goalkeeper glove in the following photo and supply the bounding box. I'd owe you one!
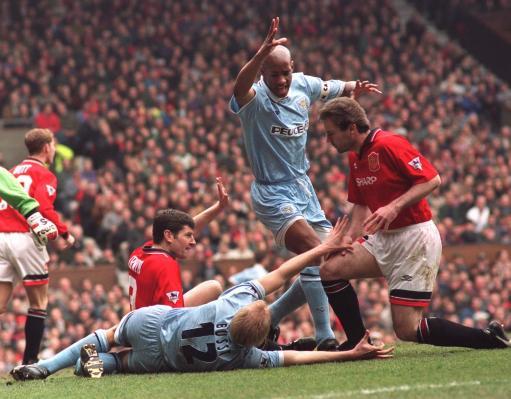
[26,212,58,246]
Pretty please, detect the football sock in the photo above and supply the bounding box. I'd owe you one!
[74,352,121,376]
[269,277,307,328]
[300,266,335,343]
[23,308,47,364]
[38,329,111,374]
[322,279,366,348]
[416,317,502,349]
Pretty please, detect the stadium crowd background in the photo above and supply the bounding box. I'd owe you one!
[1,0,511,372]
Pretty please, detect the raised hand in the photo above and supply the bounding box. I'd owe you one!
[319,216,353,256]
[353,80,382,100]
[216,177,230,209]
[257,17,288,58]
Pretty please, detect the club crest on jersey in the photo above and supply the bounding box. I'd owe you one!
[408,157,422,171]
[280,204,297,215]
[298,97,308,111]
[166,291,180,304]
[367,152,380,172]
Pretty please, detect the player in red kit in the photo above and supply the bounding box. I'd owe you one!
[128,178,229,310]
[0,128,75,364]
[318,96,509,350]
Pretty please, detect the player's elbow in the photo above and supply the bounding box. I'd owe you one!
[432,175,441,189]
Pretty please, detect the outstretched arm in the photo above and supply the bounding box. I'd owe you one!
[342,80,382,98]
[193,177,229,234]
[283,331,393,366]
[233,17,288,107]
[258,217,352,294]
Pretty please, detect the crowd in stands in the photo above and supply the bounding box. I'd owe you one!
[1,0,510,371]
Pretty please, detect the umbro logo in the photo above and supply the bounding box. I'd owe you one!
[400,275,413,281]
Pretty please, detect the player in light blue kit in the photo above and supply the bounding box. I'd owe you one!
[11,217,393,380]
[229,17,382,350]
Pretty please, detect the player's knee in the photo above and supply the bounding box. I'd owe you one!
[320,255,349,281]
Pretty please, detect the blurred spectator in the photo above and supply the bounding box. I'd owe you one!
[466,195,491,233]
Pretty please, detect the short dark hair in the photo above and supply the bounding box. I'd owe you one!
[152,209,195,243]
[319,97,370,133]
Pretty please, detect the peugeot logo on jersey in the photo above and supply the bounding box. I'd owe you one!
[270,121,309,138]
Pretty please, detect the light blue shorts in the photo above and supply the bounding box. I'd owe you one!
[251,175,332,247]
[115,305,172,373]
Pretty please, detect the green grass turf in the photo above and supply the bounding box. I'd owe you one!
[2,343,510,399]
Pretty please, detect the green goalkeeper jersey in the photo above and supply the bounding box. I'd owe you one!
[0,166,39,217]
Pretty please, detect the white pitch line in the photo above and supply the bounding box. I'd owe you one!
[275,380,482,399]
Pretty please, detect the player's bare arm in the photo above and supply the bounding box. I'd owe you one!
[233,17,288,107]
[283,331,393,366]
[342,80,382,98]
[259,216,352,294]
[193,177,230,234]
[363,175,441,234]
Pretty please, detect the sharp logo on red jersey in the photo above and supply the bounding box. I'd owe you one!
[367,152,380,172]
[355,176,378,187]
[46,185,56,196]
[167,291,180,303]
[408,157,422,171]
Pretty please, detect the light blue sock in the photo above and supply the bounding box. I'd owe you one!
[269,277,307,327]
[300,266,335,343]
[74,353,121,376]
[38,329,110,374]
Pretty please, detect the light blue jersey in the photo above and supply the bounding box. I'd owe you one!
[229,72,345,184]
[116,281,283,373]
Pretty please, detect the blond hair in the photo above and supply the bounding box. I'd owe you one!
[230,300,271,347]
[25,129,54,155]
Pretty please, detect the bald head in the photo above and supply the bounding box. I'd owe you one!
[261,45,294,98]
[263,45,292,69]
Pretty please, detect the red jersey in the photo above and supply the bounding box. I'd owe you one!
[127,241,184,310]
[0,158,68,235]
[348,129,438,229]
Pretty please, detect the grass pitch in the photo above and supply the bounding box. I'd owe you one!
[2,343,510,399]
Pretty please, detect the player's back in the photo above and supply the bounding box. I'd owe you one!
[159,281,266,372]
[0,159,53,233]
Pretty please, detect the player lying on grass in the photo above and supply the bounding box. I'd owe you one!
[11,217,393,380]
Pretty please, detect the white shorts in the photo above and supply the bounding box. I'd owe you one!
[361,221,442,307]
[0,232,50,286]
